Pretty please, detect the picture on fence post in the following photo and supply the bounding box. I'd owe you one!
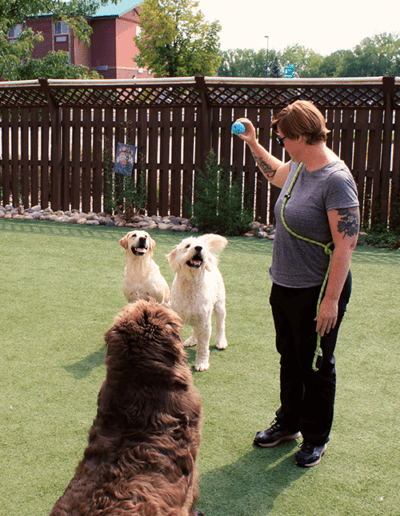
[114,143,137,176]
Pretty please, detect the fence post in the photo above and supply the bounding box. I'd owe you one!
[195,75,212,172]
[39,78,62,211]
[381,75,395,225]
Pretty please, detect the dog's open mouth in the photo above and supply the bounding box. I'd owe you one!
[131,246,148,256]
[187,254,203,269]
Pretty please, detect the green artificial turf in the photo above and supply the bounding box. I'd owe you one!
[1,219,399,515]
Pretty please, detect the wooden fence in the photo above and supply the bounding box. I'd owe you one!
[1,75,400,228]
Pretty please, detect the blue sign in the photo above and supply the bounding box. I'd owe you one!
[284,64,295,78]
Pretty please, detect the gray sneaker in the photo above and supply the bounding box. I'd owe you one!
[254,420,301,448]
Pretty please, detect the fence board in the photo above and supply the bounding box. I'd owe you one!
[50,103,61,210]
[81,109,92,213]
[136,109,147,214]
[30,109,39,207]
[40,107,50,208]
[61,108,71,210]
[170,107,183,216]
[1,108,10,205]
[147,107,158,216]
[219,107,232,169]
[114,109,126,212]
[182,107,195,218]
[353,110,369,220]
[10,108,19,206]
[71,108,81,210]
[21,108,29,208]
[92,108,103,213]
[159,108,170,216]
[340,109,355,170]
[102,108,114,212]
[368,109,384,225]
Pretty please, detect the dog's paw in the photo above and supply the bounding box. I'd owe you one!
[183,336,197,348]
[195,361,210,372]
[216,338,228,350]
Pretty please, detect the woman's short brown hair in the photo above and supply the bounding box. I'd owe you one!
[271,100,330,145]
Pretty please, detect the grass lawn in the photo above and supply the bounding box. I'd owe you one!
[1,219,399,516]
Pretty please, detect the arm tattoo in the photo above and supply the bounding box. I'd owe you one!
[250,150,277,179]
[337,208,360,238]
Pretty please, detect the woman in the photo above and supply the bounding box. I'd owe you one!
[237,100,360,467]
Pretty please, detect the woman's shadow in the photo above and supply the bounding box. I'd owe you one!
[198,441,308,515]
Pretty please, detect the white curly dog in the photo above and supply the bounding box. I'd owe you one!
[119,230,170,304]
[166,234,228,371]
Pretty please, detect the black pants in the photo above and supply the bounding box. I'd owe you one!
[269,272,352,445]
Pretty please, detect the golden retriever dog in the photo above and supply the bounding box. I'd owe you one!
[166,234,228,372]
[50,300,204,516]
[119,230,170,304]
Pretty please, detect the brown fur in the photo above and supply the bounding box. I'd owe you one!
[50,300,204,516]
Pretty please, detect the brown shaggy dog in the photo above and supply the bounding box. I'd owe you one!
[50,300,204,516]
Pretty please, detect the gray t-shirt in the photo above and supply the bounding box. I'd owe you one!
[270,160,359,288]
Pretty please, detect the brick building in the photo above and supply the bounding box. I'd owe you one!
[7,0,153,79]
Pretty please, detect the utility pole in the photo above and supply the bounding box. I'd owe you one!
[265,35,269,77]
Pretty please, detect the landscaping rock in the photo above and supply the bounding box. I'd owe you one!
[0,205,280,238]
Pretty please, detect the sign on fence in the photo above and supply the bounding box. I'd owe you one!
[114,143,137,176]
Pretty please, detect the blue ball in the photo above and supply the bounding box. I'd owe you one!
[232,121,246,135]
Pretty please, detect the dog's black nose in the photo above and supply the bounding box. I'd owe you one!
[195,246,202,253]
[139,237,147,246]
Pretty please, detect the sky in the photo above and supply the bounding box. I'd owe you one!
[196,0,400,56]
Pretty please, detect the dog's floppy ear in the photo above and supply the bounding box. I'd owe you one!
[119,235,129,249]
[201,234,228,253]
[166,248,180,273]
[204,253,218,272]
[148,235,156,253]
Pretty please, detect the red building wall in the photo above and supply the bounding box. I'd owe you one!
[28,18,55,59]
[90,18,117,74]
[71,36,91,68]
[9,8,153,79]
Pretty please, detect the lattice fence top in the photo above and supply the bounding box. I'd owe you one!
[50,82,202,108]
[0,76,399,109]
[0,82,47,108]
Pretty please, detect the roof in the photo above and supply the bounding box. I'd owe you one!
[94,0,144,18]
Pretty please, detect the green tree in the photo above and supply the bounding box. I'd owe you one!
[17,51,101,79]
[217,48,278,77]
[336,33,400,77]
[134,0,221,77]
[317,50,348,77]
[0,0,118,80]
[278,44,323,78]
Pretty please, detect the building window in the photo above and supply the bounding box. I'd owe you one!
[8,24,23,39]
[55,21,69,35]
[136,26,141,36]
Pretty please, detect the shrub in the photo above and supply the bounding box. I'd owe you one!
[189,150,253,236]
[360,229,400,249]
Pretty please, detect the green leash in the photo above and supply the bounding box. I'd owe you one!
[280,162,334,372]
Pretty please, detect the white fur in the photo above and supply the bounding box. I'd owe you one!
[120,231,170,304]
[166,234,228,371]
